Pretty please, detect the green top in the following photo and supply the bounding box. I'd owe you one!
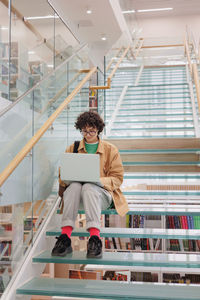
[85,141,98,153]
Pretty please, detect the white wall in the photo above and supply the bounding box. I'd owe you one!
[134,14,200,46]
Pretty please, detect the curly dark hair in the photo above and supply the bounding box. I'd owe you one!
[75,111,105,134]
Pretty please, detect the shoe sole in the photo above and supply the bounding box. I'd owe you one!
[87,252,102,259]
[51,246,73,257]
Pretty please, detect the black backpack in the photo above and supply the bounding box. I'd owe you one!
[73,141,80,153]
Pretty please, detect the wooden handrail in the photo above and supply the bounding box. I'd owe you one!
[142,44,184,49]
[184,36,193,75]
[199,40,200,62]
[0,67,97,187]
[192,63,200,114]
[108,46,130,82]
[106,46,123,72]
[134,38,144,58]
[90,45,131,90]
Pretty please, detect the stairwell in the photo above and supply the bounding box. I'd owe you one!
[14,41,200,300]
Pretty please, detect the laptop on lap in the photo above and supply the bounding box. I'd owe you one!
[60,153,102,186]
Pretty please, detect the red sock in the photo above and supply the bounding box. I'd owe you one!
[89,227,100,238]
[61,226,73,238]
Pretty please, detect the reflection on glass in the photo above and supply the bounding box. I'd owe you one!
[0,2,10,107]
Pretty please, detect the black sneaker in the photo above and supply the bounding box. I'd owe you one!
[51,234,72,257]
[87,235,102,258]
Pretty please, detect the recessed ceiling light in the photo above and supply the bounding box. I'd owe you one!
[101,36,107,41]
[86,9,92,14]
[122,10,135,14]
[28,51,35,54]
[137,8,173,13]
[24,15,59,21]
[1,27,8,30]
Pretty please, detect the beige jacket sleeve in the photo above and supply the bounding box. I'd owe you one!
[100,147,124,192]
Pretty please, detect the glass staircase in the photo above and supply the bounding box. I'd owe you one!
[105,66,197,139]
[1,38,200,299]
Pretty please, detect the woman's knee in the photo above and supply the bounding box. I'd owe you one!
[63,182,82,197]
[81,183,97,196]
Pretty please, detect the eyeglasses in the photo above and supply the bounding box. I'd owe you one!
[81,130,97,136]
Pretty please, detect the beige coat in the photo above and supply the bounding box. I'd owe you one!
[59,138,129,217]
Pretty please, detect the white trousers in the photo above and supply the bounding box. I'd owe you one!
[61,182,112,231]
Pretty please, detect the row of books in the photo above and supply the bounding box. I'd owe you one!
[103,271,127,281]
[131,272,158,282]
[1,224,12,231]
[166,216,200,229]
[126,215,145,228]
[167,239,200,252]
[24,218,38,231]
[1,42,18,58]
[105,237,122,250]
[0,242,12,256]
[105,237,162,251]
[0,206,12,213]
[163,273,200,284]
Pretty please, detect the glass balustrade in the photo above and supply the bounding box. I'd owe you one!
[0,2,9,106]
[0,0,80,105]
[0,42,103,295]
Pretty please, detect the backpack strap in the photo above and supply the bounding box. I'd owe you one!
[73,141,80,153]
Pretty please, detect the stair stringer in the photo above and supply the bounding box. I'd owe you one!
[1,197,61,300]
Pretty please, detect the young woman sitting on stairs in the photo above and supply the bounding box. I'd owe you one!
[51,111,128,258]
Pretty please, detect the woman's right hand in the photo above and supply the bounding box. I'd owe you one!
[58,184,67,198]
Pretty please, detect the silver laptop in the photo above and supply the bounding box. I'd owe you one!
[60,153,102,186]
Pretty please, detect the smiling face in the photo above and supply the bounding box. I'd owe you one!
[81,126,98,143]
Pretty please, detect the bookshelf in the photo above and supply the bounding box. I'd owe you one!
[0,206,13,296]
[0,42,19,100]
[103,212,200,284]
[166,216,200,252]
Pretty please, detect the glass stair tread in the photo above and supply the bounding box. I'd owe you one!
[56,208,200,216]
[123,162,199,166]
[112,127,194,131]
[113,113,193,117]
[124,174,200,179]
[113,108,192,111]
[16,277,200,299]
[126,86,188,90]
[33,250,200,268]
[121,101,191,105]
[46,227,200,240]
[120,149,200,154]
[108,135,195,139]
[112,120,193,124]
[78,208,200,216]
[126,83,188,87]
[123,190,200,195]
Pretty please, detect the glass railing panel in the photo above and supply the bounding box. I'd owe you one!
[96,68,105,118]
[0,53,94,296]
[54,13,79,68]
[0,0,81,102]
[0,93,33,173]
[10,0,54,101]
[0,46,91,175]
[0,3,10,105]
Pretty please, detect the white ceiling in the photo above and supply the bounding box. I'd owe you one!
[4,0,200,67]
[119,0,200,17]
[47,0,132,68]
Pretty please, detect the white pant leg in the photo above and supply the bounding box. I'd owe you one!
[81,183,112,231]
[61,182,82,229]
